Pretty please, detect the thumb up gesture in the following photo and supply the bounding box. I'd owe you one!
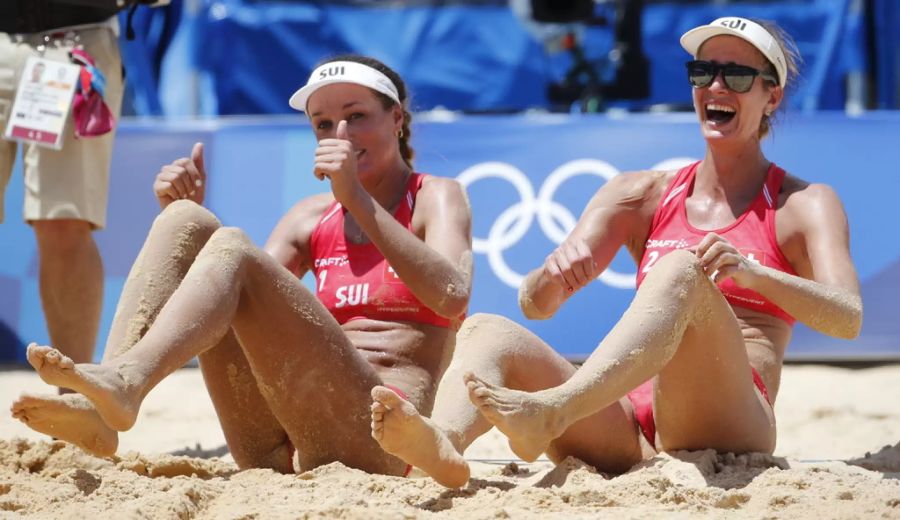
[314,120,362,205]
[153,142,207,209]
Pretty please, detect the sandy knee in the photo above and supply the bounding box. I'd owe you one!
[207,226,252,246]
[199,227,254,260]
[455,313,554,384]
[152,201,222,265]
[155,200,221,239]
[640,250,707,293]
[652,248,703,273]
[173,227,256,286]
[457,313,519,344]
[455,314,521,365]
[458,313,549,354]
[158,199,220,228]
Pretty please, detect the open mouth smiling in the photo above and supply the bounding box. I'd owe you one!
[705,103,736,124]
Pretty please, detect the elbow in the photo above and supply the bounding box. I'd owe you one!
[435,297,469,320]
[433,279,471,319]
[827,297,863,340]
[841,302,864,340]
[521,306,552,321]
[518,290,553,321]
[833,320,861,340]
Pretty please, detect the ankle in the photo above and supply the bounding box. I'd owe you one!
[101,363,149,408]
[540,388,574,435]
[441,428,467,454]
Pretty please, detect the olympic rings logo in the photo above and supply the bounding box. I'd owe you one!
[456,157,696,289]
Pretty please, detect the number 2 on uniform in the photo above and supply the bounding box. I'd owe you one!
[642,251,660,273]
[318,270,328,291]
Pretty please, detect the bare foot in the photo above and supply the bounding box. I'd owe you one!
[464,372,565,462]
[25,343,75,385]
[26,343,141,431]
[370,386,469,488]
[10,393,119,457]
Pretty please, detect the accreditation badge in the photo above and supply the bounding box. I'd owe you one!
[3,56,80,150]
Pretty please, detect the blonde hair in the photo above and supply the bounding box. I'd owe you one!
[754,19,802,139]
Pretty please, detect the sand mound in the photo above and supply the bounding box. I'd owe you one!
[3,365,899,518]
[2,438,898,518]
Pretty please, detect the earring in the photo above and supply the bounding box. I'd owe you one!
[764,110,772,117]
[397,129,404,138]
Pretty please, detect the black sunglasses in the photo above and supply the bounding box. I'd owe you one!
[685,60,778,93]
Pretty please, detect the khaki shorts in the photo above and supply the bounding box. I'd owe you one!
[0,24,123,229]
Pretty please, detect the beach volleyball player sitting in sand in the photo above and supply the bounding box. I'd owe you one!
[12,55,473,476]
[368,17,863,488]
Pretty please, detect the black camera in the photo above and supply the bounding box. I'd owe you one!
[529,0,650,111]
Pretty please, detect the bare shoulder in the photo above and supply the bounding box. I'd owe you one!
[419,174,467,203]
[413,175,471,219]
[600,169,675,210]
[272,192,336,242]
[780,173,845,215]
[415,174,470,227]
[264,192,336,274]
[578,169,674,242]
[777,173,850,246]
[633,168,676,193]
[286,191,334,222]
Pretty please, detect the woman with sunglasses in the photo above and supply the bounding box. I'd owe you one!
[12,54,473,477]
[369,18,862,488]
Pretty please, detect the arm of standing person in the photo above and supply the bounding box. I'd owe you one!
[695,182,862,339]
[314,121,472,318]
[519,171,667,320]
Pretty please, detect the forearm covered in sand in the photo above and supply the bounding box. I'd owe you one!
[345,193,471,319]
[749,266,862,339]
[518,268,568,320]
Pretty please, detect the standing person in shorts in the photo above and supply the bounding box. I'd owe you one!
[368,17,863,488]
[0,1,125,370]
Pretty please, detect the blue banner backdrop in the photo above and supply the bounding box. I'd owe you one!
[1,112,898,363]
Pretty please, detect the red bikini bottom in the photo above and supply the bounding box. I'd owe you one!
[626,367,771,447]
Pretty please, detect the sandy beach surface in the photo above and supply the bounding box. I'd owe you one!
[1,364,898,519]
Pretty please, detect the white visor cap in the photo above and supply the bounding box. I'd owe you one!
[289,61,401,112]
[680,17,787,88]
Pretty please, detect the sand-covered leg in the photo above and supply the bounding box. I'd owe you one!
[15,202,220,448]
[102,200,221,361]
[199,331,294,473]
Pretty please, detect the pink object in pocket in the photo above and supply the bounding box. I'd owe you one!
[69,48,115,138]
